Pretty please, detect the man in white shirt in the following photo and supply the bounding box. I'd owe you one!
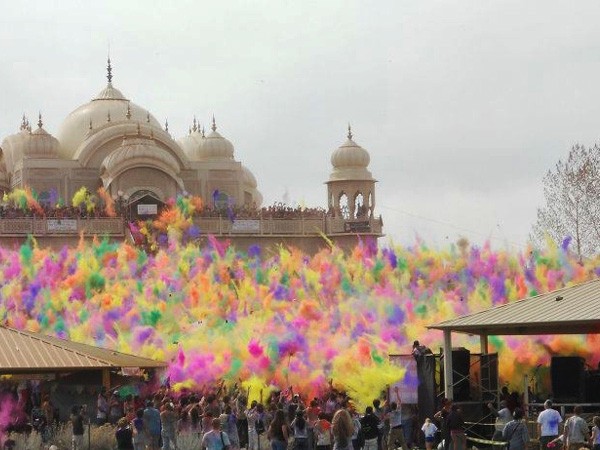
[537,400,562,450]
[203,418,232,450]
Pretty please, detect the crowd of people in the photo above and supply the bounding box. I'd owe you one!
[5,378,600,450]
[61,384,425,450]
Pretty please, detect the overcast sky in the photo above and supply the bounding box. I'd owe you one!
[2,0,600,249]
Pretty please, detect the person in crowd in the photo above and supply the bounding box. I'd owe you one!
[144,400,162,450]
[96,387,109,426]
[487,400,512,442]
[202,417,231,450]
[268,409,290,450]
[221,405,240,450]
[124,395,136,422]
[115,417,134,450]
[564,405,589,450]
[360,406,381,450]
[132,409,146,450]
[502,408,529,450]
[70,405,86,450]
[160,402,179,450]
[372,398,385,450]
[315,412,334,450]
[236,396,249,450]
[590,416,600,450]
[109,391,124,425]
[291,409,310,450]
[434,399,452,450]
[386,387,409,450]
[348,403,362,450]
[446,405,465,450]
[421,418,438,450]
[332,404,355,450]
[537,400,562,450]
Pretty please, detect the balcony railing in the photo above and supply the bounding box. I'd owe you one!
[0,216,383,237]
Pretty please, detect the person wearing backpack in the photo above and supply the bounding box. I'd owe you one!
[203,418,232,450]
[502,408,529,450]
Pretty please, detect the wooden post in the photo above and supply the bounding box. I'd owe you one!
[102,369,111,390]
[443,329,454,401]
[480,335,488,354]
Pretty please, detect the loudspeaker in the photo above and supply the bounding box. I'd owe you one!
[585,371,600,403]
[551,356,585,402]
[481,353,499,401]
[452,348,471,401]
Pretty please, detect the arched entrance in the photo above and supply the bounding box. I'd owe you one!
[127,189,166,221]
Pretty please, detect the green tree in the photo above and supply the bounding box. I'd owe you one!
[531,144,600,260]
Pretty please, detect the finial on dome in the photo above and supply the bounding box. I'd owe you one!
[89,118,93,130]
[20,114,27,131]
[37,112,43,129]
[107,110,111,122]
[164,118,169,133]
[188,126,192,135]
[211,115,217,132]
[347,123,353,140]
[192,116,198,133]
[126,103,131,120]
[137,122,141,136]
[107,57,113,84]
[146,111,150,123]
[202,126,205,138]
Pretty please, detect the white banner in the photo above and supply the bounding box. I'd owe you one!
[137,204,158,215]
[231,219,260,233]
[47,219,77,232]
[389,354,419,404]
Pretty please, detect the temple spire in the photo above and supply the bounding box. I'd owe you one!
[347,123,353,140]
[192,116,198,132]
[202,126,205,138]
[126,103,131,120]
[107,57,113,84]
[164,118,169,133]
[211,115,217,132]
[37,112,43,129]
[20,114,27,131]
[107,110,111,122]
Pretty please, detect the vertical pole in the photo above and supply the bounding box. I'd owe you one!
[102,369,111,390]
[443,329,454,401]
[480,335,488,355]
[523,374,529,418]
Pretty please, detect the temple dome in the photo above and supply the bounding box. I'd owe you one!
[177,120,205,160]
[329,126,374,181]
[197,119,234,160]
[24,116,60,158]
[57,63,162,159]
[241,165,258,188]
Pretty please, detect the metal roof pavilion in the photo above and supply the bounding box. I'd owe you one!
[0,325,166,375]
[427,277,600,400]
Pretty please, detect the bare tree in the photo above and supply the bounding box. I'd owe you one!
[531,144,600,260]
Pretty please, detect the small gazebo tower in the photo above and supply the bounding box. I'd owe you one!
[326,125,377,220]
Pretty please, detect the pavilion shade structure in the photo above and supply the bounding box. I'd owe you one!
[428,277,600,336]
[0,325,165,374]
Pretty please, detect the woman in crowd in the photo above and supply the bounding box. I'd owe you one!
[332,406,354,450]
[267,409,289,450]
